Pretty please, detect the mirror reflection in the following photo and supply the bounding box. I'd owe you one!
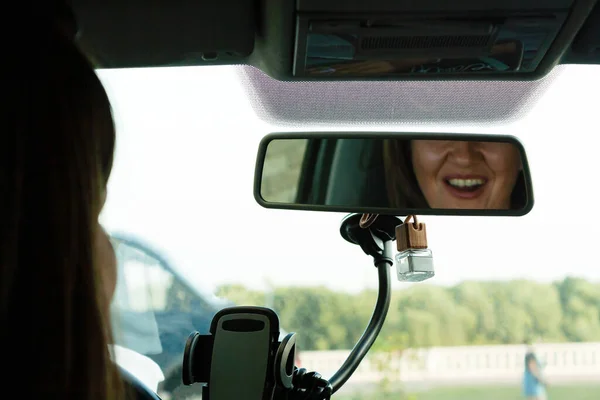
[259,136,530,212]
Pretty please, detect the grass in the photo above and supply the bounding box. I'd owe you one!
[415,384,599,400]
[337,383,600,400]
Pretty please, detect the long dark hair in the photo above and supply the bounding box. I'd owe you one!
[382,139,429,208]
[1,19,126,400]
[382,139,527,209]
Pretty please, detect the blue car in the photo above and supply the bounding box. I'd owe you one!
[109,233,299,398]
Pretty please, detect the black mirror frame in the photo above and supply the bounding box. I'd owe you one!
[253,131,534,217]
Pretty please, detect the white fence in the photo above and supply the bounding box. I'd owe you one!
[298,342,600,385]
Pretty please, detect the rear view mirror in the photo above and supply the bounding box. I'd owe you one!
[254,133,533,216]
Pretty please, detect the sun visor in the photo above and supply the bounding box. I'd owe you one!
[72,0,255,68]
[567,1,600,63]
[291,0,597,80]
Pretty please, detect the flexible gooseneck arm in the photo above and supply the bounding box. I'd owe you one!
[328,240,394,393]
[326,213,402,394]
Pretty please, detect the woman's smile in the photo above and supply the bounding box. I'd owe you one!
[443,175,489,199]
[410,140,522,210]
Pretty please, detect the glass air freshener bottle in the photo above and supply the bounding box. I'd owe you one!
[395,215,435,282]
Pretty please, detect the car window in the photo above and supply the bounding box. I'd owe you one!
[111,239,163,357]
[113,239,173,312]
[262,138,308,203]
[100,64,600,400]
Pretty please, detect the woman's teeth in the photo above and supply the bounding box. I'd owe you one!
[447,178,485,188]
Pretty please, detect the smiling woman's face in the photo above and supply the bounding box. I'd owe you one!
[410,140,522,209]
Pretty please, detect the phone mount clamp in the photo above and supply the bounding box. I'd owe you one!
[181,213,402,400]
[181,305,331,400]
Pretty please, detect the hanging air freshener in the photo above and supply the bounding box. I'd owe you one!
[395,215,435,282]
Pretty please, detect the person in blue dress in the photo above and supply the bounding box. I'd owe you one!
[523,341,548,400]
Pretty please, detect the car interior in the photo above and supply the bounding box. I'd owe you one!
[33,0,600,399]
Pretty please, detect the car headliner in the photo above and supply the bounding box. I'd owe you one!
[237,64,569,127]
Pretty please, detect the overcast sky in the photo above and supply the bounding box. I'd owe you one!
[98,64,600,294]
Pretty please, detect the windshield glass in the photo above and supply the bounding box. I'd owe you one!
[100,64,600,400]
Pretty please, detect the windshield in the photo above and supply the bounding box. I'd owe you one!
[100,64,600,400]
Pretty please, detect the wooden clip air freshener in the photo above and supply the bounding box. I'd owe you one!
[395,215,435,282]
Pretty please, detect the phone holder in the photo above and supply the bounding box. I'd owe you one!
[181,213,402,399]
[182,306,331,400]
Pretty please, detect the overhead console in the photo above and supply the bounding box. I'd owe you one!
[291,0,598,80]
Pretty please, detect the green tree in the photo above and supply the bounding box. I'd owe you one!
[215,284,264,306]
[395,285,472,347]
[213,277,600,351]
[557,277,600,341]
[452,281,497,343]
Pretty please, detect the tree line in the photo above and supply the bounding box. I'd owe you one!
[216,277,600,352]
